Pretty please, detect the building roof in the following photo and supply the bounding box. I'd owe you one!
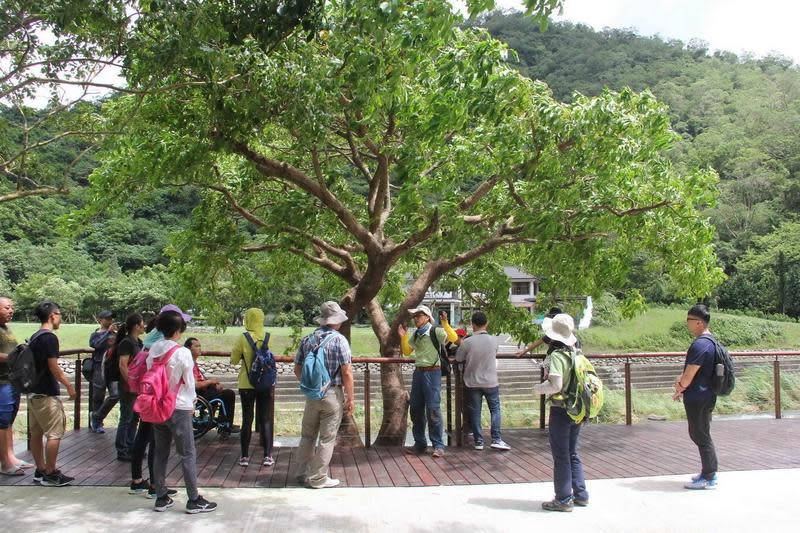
[503,266,537,280]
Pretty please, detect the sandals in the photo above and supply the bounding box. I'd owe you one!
[262,456,275,467]
[238,457,249,467]
[15,460,34,469]
[1,465,25,476]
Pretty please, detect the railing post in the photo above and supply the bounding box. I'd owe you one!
[364,364,371,448]
[539,365,546,430]
[74,359,81,430]
[774,358,782,420]
[270,383,276,445]
[446,370,452,447]
[454,363,463,447]
[624,359,632,426]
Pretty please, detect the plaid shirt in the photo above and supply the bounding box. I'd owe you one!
[294,327,352,386]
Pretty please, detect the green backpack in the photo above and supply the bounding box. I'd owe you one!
[558,348,605,423]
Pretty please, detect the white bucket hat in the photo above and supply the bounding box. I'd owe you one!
[541,313,577,346]
[315,301,349,325]
[408,305,435,322]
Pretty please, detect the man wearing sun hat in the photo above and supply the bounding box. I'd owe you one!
[292,301,354,489]
[533,313,589,512]
[398,305,458,458]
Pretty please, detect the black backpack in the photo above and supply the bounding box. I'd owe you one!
[428,328,452,377]
[8,330,49,393]
[701,334,735,396]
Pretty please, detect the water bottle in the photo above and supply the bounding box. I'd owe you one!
[715,363,724,376]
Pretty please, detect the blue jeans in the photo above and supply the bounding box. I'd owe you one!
[0,383,20,429]
[410,369,444,450]
[115,391,138,456]
[467,386,502,444]
[548,406,588,503]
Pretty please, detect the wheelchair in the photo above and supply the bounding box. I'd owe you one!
[193,395,233,440]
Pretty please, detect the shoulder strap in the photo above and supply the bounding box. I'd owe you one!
[27,329,51,346]
[156,345,181,366]
[429,327,443,354]
[261,332,271,351]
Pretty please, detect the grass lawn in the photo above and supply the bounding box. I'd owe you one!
[7,322,383,356]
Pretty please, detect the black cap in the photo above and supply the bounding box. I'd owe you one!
[98,310,114,319]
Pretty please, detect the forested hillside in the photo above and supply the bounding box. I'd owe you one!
[2,13,799,321]
[481,13,800,316]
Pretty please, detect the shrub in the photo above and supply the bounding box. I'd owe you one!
[592,292,623,327]
[668,315,783,347]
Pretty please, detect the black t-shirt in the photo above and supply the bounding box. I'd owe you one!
[106,336,142,383]
[30,330,60,396]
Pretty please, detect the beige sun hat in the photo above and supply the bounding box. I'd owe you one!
[541,313,577,346]
[408,305,435,322]
[315,301,349,325]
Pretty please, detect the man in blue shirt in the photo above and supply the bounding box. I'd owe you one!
[673,304,719,490]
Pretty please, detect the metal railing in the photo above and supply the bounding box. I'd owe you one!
[44,348,800,449]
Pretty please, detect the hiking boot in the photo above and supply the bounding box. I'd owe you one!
[40,470,74,487]
[431,448,445,458]
[474,441,484,451]
[574,498,589,507]
[490,440,511,451]
[154,495,174,512]
[309,477,340,489]
[404,446,426,456]
[186,495,218,514]
[542,498,574,512]
[148,486,178,499]
[129,479,149,494]
[684,477,717,490]
[33,469,44,484]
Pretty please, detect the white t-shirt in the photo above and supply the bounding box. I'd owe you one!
[146,339,197,411]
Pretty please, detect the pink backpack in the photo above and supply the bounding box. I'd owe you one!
[127,350,150,394]
[133,345,182,424]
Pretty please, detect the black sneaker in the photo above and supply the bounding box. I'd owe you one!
[148,485,178,499]
[129,479,149,494]
[186,495,218,514]
[154,495,174,512]
[33,469,44,484]
[40,470,74,487]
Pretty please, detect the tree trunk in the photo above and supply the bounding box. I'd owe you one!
[333,295,364,447]
[373,357,408,446]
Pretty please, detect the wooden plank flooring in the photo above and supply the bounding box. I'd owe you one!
[3,418,799,488]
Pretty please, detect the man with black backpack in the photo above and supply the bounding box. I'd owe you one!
[673,304,721,490]
[28,301,75,487]
[398,305,458,458]
[293,301,354,489]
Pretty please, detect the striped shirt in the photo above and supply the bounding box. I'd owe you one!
[294,327,352,385]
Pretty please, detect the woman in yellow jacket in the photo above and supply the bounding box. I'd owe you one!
[230,308,274,467]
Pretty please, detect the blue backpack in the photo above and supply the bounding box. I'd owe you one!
[299,333,341,400]
[243,332,276,392]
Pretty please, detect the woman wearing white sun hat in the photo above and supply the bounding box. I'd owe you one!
[533,313,589,512]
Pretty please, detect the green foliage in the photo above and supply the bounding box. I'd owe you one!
[667,316,783,347]
[592,292,623,327]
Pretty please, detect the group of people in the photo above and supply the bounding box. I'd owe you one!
[0,293,724,514]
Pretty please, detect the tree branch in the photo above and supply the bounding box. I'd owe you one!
[0,186,69,203]
[459,175,502,211]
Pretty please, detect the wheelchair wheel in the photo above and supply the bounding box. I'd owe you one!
[193,396,215,439]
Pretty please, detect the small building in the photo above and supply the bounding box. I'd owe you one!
[421,267,539,325]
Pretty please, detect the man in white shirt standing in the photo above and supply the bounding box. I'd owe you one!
[147,310,217,514]
[455,311,511,451]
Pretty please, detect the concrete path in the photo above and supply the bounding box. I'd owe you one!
[2,468,797,532]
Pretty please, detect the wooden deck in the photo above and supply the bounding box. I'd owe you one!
[3,418,799,488]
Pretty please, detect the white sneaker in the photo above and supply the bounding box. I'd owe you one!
[474,443,484,450]
[490,440,511,451]
[310,477,340,489]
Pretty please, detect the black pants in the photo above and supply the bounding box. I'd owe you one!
[131,420,154,482]
[240,388,273,459]
[198,387,236,425]
[684,396,718,477]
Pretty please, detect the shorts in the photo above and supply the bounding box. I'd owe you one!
[28,395,66,439]
[0,383,21,429]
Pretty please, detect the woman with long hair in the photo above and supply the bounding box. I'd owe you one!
[107,313,145,461]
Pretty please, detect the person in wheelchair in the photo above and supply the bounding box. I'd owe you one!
[186,338,239,436]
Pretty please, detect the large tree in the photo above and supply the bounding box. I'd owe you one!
[87,0,722,444]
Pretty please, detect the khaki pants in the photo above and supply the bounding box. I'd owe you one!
[28,395,66,440]
[294,387,344,486]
